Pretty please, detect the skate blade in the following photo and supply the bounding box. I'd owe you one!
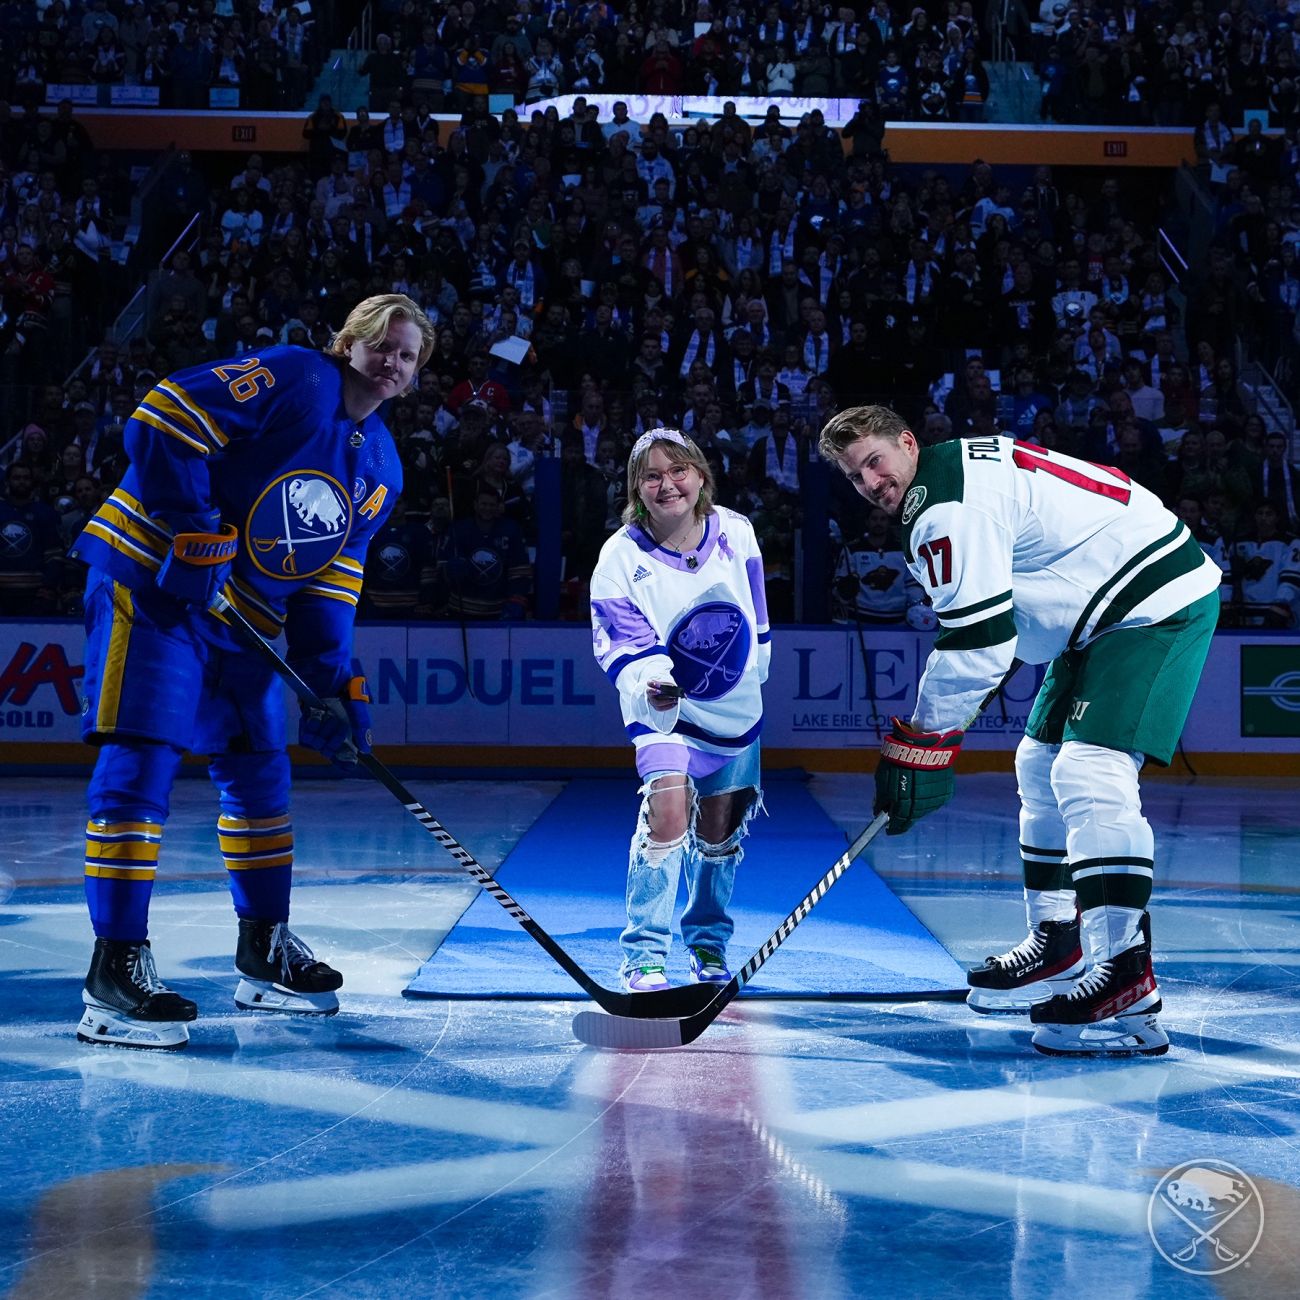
[1031,1014,1169,1058]
[966,992,1038,1015]
[234,977,339,1016]
[966,984,1060,1014]
[77,1004,190,1050]
[967,966,1086,1015]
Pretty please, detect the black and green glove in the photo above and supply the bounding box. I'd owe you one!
[873,717,964,835]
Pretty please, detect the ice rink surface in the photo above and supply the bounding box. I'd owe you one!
[1,772,1297,1299]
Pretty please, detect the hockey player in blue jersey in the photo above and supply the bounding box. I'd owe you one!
[69,293,436,1048]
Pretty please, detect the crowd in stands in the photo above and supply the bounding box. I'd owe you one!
[359,0,994,121]
[1034,0,1300,126]
[0,0,329,110]
[1032,0,1300,128]
[1,0,1299,629]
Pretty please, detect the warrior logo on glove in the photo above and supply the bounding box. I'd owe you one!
[874,716,964,835]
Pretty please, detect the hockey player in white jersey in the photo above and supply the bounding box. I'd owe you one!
[819,406,1221,1057]
[590,428,771,992]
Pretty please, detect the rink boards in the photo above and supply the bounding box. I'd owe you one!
[1,622,1296,772]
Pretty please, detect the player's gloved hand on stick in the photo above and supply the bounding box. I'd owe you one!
[873,716,963,835]
[156,523,239,608]
[299,676,372,769]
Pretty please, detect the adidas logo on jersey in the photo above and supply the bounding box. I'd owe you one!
[632,565,651,582]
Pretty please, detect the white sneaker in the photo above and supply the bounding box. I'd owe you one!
[622,965,669,992]
[687,946,731,985]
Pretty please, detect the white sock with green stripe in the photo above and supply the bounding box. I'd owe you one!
[1081,905,1145,966]
[1016,736,1074,928]
[1052,740,1154,959]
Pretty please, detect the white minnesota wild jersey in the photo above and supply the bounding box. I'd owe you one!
[590,506,771,778]
[900,436,1222,733]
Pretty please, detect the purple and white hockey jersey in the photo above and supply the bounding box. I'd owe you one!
[590,506,771,779]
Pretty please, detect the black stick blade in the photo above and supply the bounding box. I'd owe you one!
[617,983,719,1018]
[572,1010,688,1049]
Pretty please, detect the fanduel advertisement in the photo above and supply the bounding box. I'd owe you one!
[1,623,1296,757]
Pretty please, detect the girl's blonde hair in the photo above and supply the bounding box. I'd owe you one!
[621,427,716,527]
[330,293,438,374]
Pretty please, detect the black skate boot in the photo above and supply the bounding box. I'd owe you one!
[234,919,342,1015]
[78,938,197,1049]
[1030,913,1166,1057]
[966,916,1085,1013]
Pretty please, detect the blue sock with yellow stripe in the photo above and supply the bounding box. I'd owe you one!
[85,818,163,941]
[85,740,182,941]
[210,748,293,921]
[218,813,293,920]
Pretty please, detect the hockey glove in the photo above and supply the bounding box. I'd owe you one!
[873,717,964,836]
[156,524,239,608]
[299,676,372,769]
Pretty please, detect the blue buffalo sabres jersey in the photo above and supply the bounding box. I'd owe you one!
[71,345,401,674]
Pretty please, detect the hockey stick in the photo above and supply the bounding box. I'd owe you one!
[572,811,891,1048]
[446,467,476,701]
[211,594,718,1020]
[573,659,1026,1048]
[837,541,882,741]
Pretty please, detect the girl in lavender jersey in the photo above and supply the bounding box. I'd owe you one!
[590,428,771,991]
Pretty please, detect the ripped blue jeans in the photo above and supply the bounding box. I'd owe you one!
[620,742,764,977]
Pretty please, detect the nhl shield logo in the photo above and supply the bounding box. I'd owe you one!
[1147,1159,1263,1275]
[247,471,352,578]
[667,600,751,700]
[901,484,927,525]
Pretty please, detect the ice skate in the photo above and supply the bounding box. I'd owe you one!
[687,946,731,985]
[622,964,669,992]
[234,920,342,1015]
[77,938,197,1050]
[966,917,1085,1013]
[1030,914,1167,1057]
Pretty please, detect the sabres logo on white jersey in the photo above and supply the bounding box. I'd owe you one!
[668,601,751,700]
[247,471,352,578]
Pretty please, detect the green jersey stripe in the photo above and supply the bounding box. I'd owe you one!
[1069,521,1185,647]
[938,589,1015,624]
[1093,532,1210,638]
[935,608,1017,652]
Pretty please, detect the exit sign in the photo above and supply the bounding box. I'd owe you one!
[232,124,256,143]
[1103,140,1128,158]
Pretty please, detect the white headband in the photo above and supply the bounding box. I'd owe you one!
[631,427,690,459]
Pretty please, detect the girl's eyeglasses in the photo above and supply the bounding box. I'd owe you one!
[642,465,694,488]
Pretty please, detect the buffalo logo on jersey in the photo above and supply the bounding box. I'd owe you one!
[377,542,412,580]
[1,521,33,556]
[901,485,927,526]
[667,600,750,700]
[247,471,352,578]
[468,546,503,583]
